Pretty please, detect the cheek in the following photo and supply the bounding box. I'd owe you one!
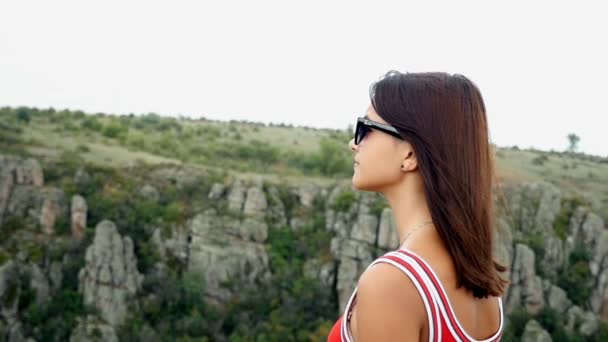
[352,145,401,190]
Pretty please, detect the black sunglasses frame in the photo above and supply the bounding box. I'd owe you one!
[355,117,403,144]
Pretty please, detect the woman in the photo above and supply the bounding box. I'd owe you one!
[327,71,508,341]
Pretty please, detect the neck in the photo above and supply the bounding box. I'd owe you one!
[382,173,435,247]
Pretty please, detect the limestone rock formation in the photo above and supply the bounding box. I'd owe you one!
[521,319,552,342]
[78,220,143,326]
[71,195,87,241]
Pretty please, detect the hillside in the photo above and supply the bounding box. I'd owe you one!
[1,106,608,341]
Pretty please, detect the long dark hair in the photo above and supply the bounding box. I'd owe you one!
[370,71,508,298]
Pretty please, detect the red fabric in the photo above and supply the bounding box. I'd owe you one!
[326,315,342,342]
[326,249,503,341]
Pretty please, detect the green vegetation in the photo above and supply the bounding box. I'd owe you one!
[331,190,357,212]
[2,106,608,340]
[557,243,594,308]
[221,202,336,340]
[502,306,608,342]
[553,195,586,240]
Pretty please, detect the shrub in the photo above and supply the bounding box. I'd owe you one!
[557,243,593,307]
[16,108,31,123]
[553,196,585,240]
[331,190,357,212]
[76,144,90,153]
[81,117,103,131]
[102,123,127,138]
[532,154,549,165]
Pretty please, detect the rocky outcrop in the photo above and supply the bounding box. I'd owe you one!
[208,183,225,200]
[506,244,544,315]
[3,154,608,340]
[39,188,67,235]
[0,156,44,226]
[504,182,565,279]
[377,207,399,249]
[226,179,246,212]
[138,184,160,203]
[566,208,608,315]
[78,220,143,326]
[328,189,381,309]
[187,179,272,303]
[567,305,600,337]
[1,155,68,235]
[71,195,87,240]
[187,208,270,303]
[521,319,552,342]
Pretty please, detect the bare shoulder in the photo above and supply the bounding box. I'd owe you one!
[355,262,426,341]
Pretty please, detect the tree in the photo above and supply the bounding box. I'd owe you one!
[16,108,31,124]
[567,133,580,153]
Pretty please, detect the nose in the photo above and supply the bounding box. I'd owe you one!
[349,138,358,152]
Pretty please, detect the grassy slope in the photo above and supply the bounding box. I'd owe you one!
[5,108,608,217]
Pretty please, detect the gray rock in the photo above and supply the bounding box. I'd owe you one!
[138,184,160,203]
[71,195,87,241]
[542,235,564,280]
[74,168,91,188]
[581,192,602,212]
[565,208,608,315]
[239,217,268,242]
[565,305,600,336]
[29,263,50,306]
[494,217,513,280]
[376,208,399,250]
[227,179,246,212]
[49,261,63,291]
[265,186,286,227]
[546,283,571,314]
[0,261,19,321]
[0,166,14,226]
[208,183,225,200]
[187,210,270,302]
[521,319,552,342]
[15,158,44,186]
[0,155,44,225]
[243,185,267,218]
[565,305,584,333]
[303,257,336,288]
[39,188,67,234]
[78,220,143,326]
[505,181,561,237]
[6,321,25,342]
[6,185,42,226]
[297,183,319,207]
[349,211,378,244]
[506,244,544,315]
[336,257,359,310]
[579,310,599,336]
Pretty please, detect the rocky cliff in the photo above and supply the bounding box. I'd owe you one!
[1,154,607,340]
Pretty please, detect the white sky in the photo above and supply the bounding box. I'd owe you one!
[1,1,606,156]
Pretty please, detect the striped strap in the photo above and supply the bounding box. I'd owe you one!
[369,254,442,342]
[394,249,504,342]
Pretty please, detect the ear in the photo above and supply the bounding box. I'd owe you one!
[401,150,418,172]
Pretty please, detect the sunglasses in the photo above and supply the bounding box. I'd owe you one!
[354,116,404,144]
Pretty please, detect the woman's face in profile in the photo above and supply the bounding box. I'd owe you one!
[349,105,411,192]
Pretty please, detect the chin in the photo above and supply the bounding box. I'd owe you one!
[352,174,379,192]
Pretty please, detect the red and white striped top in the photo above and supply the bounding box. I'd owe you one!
[327,248,504,342]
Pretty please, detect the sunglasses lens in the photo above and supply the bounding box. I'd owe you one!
[355,122,368,144]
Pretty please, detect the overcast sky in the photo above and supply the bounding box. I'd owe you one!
[1,1,606,156]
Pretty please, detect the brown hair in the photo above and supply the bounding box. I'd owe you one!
[369,71,508,298]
